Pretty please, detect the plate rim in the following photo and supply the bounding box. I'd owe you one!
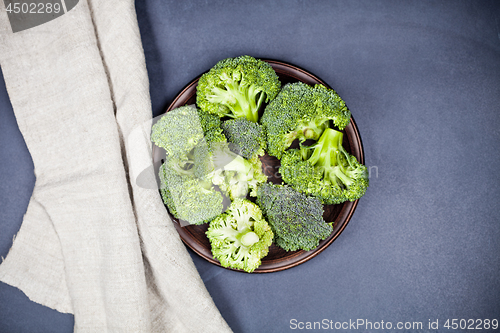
[154,58,365,273]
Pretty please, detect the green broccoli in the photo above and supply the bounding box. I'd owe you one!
[197,107,227,152]
[206,198,273,273]
[279,128,368,205]
[151,105,204,158]
[196,55,281,123]
[222,118,266,159]
[152,106,224,224]
[159,159,224,225]
[256,183,333,252]
[260,82,351,159]
[210,149,267,200]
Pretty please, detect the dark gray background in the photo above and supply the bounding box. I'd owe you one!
[1,1,499,332]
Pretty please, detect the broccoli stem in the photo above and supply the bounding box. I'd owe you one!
[247,85,266,121]
[303,128,353,188]
[213,225,260,248]
[332,166,353,187]
[303,119,329,140]
[286,118,329,147]
[307,128,342,165]
[168,148,198,176]
[239,230,260,247]
[207,74,261,122]
[171,162,193,175]
[223,155,252,175]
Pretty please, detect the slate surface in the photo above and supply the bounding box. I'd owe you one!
[1,1,499,332]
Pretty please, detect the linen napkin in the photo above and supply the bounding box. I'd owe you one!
[0,1,232,332]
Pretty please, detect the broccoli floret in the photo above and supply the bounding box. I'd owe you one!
[222,118,266,159]
[260,82,351,159]
[197,108,227,152]
[256,183,332,252]
[279,128,369,205]
[196,55,281,123]
[151,105,204,158]
[210,149,267,200]
[197,106,222,133]
[206,198,273,273]
[159,160,224,225]
[152,106,224,224]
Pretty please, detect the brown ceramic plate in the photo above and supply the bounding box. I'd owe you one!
[152,59,364,273]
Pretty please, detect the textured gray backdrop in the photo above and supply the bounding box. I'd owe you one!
[1,1,499,332]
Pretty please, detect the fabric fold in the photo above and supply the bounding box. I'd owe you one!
[0,1,231,332]
[0,195,73,314]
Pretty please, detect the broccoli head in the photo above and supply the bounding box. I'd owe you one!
[151,105,204,158]
[152,105,224,224]
[159,159,224,225]
[222,117,266,159]
[256,183,333,252]
[279,128,369,205]
[260,82,351,159]
[196,55,281,123]
[197,107,227,152]
[206,198,273,273]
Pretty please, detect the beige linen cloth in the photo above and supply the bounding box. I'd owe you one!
[0,1,232,332]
